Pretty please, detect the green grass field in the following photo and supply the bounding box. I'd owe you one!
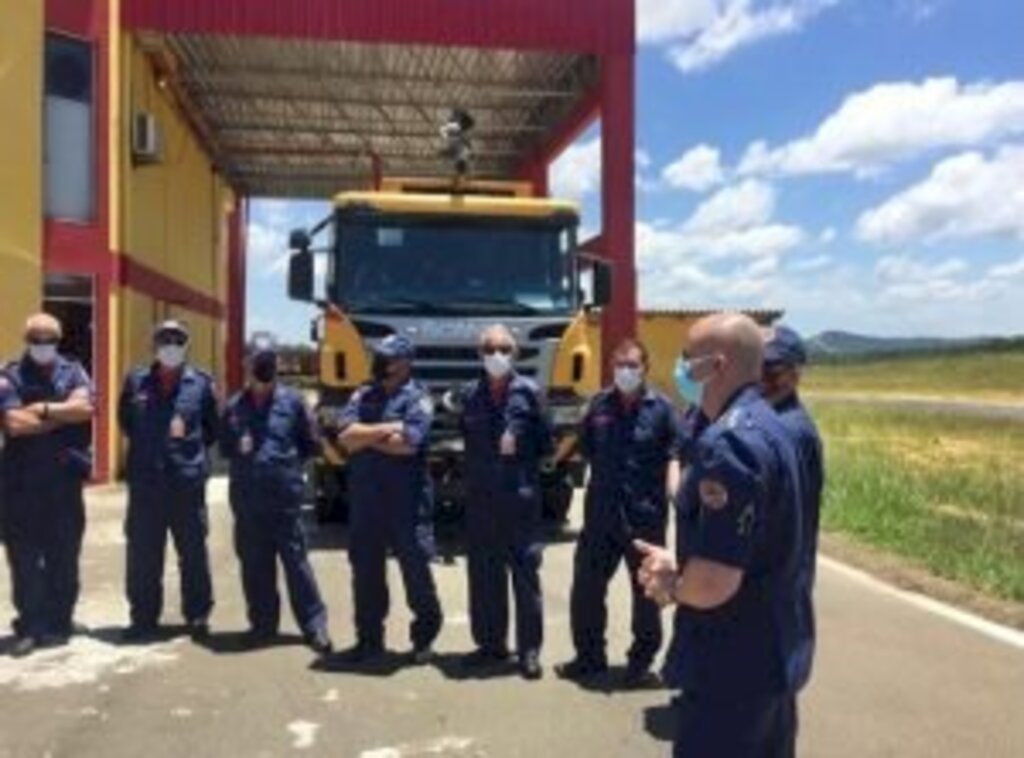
[812,401,1024,602]
[803,349,1024,402]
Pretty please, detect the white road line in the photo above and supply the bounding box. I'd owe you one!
[819,555,1024,650]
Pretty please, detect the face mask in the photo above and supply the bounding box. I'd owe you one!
[28,343,58,365]
[613,366,643,395]
[157,344,187,370]
[483,352,513,379]
[251,354,277,384]
[674,357,705,407]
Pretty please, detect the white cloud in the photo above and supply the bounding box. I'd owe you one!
[662,144,726,192]
[637,0,718,44]
[685,179,775,232]
[989,255,1024,280]
[637,1,841,74]
[789,254,833,273]
[739,78,1024,177]
[856,145,1024,245]
[550,138,601,201]
[669,0,839,74]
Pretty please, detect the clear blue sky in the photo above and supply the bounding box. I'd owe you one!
[247,0,1024,342]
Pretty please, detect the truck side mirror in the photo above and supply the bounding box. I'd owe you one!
[288,251,315,302]
[592,259,613,308]
[289,228,311,251]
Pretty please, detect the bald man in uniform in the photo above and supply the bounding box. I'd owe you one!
[638,314,812,758]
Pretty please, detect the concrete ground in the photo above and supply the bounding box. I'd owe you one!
[1,481,1022,757]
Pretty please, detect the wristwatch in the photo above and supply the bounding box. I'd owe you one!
[41,402,50,420]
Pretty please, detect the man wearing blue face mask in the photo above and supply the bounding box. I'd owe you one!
[637,313,810,758]
[118,320,220,642]
[1,313,95,657]
[556,338,682,688]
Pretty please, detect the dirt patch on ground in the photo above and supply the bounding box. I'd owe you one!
[820,531,1024,631]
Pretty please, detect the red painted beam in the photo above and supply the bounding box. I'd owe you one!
[599,53,636,372]
[116,255,225,319]
[225,197,247,393]
[122,0,635,55]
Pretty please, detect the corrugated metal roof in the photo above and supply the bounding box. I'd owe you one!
[140,32,599,198]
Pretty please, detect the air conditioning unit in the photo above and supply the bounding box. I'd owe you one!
[132,111,161,164]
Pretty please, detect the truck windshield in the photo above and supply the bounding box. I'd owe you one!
[334,216,576,315]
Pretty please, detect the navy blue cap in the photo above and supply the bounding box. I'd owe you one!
[764,325,807,367]
[373,335,415,360]
[153,319,190,341]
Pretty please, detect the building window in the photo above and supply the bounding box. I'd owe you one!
[44,33,94,222]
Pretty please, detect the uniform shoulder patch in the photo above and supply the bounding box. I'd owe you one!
[699,478,730,510]
[418,395,435,415]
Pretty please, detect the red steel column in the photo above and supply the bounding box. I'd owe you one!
[226,195,247,393]
[600,52,637,355]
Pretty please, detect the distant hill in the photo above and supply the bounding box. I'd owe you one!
[806,331,1024,361]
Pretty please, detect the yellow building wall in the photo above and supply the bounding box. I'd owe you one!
[0,0,44,356]
[115,33,233,389]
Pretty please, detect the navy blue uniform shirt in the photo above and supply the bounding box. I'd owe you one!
[220,384,318,500]
[337,378,434,509]
[666,385,812,701]
[118,365,219,483]
[1,356,94,488]
[580,385,681,531]
[459,373,553,499]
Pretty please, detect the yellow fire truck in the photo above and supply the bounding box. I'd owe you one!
[286,176,611,524]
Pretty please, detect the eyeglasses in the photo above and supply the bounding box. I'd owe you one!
[481,345,514,356]
[27,336,60,346]
[614,360,642,370]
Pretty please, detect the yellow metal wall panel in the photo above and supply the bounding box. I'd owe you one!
[122,37,225,301]
[0,0,44,356]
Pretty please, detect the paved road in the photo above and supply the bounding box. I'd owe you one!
[1,482,1022,757]
[804,392,1024,422]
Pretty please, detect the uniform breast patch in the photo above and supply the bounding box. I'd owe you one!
[699,478,730,510]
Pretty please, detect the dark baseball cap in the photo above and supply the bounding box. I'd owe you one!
[764,325,807,367]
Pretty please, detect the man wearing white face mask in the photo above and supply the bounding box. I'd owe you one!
[556,338,682,687]
[1,313,95,657]
[117,320,219,642]
[457,324,553,680]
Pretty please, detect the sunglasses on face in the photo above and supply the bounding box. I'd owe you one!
[156,335,188,347]
[481,345,514,356]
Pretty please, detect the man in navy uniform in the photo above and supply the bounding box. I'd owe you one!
[458,324,552,681]
[335,335,442,663]
[556,338,681,687]
[220,337,332,654]
[636,313,812,758]
[763,324,824,636]
[118,320,219,641]
[1,313,95,657]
